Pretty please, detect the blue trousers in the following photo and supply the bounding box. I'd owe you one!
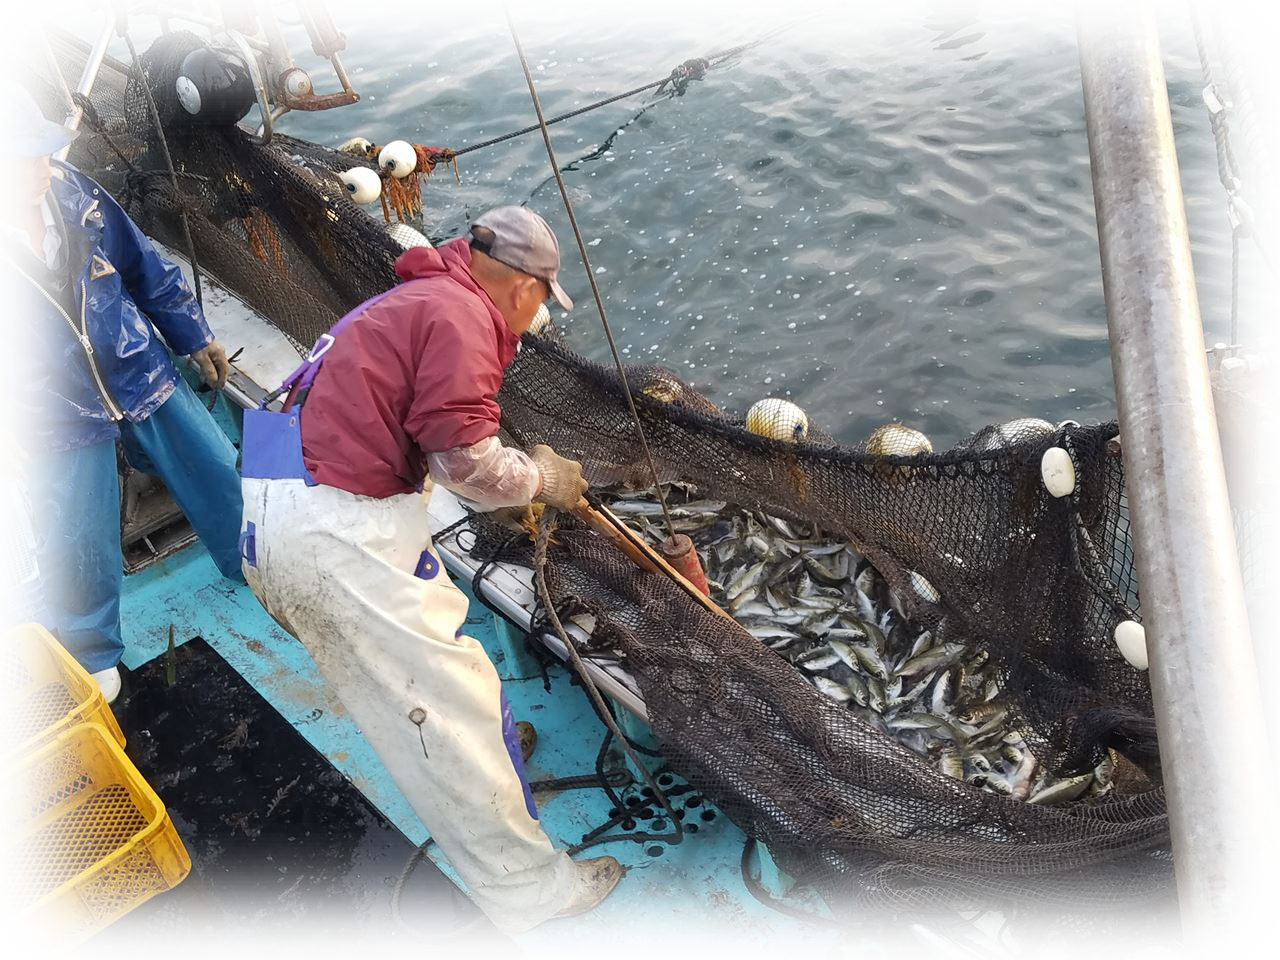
[32,378,244,672]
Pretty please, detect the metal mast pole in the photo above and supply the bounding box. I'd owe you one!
[1077,4,1274,947]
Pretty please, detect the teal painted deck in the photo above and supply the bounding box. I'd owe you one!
[120,541,841,943]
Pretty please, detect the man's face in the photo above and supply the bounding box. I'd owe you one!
[20,155,53,208]
[505,275,552,337]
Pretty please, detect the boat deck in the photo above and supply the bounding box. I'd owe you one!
[104,542,885,960]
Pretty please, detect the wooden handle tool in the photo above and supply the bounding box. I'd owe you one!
[571,499,733,622]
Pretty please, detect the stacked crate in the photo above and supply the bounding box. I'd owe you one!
[9,623,190,941]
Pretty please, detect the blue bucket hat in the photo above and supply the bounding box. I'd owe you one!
[3,81,79,157]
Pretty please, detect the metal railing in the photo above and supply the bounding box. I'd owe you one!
[1077,4,1275,948]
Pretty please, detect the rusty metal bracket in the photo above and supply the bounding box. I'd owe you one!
[274,66,359,110]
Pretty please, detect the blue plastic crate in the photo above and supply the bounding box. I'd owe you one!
[0,483,51,634]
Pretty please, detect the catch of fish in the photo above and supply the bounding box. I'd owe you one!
[596,484,1116,806]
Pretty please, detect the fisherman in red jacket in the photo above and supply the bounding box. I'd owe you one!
[239,207,619,931]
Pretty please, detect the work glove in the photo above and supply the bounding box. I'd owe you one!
[487,503,536,532]
[188,340,231,390]
[0,427,28,483]
[530,444,588,510]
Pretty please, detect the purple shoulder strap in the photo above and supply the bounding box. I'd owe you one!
[266,286,401,409]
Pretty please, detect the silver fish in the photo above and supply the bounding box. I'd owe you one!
[814,676,853,703]
[897,643,966,678]
[845,673,871,708]
[1027,773,1093,806]
[891,712,963,742]
[726,561,768,601]
[795,648,841,671]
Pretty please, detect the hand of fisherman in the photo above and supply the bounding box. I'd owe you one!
[0,427,28,483]
[488,504,537,532]
[530,444,588,510]
[188,340,231,390]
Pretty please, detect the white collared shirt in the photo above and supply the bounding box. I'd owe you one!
[0,197,61,268]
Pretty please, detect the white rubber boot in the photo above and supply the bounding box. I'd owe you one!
[553,857,623,918]
[91,666,121,704]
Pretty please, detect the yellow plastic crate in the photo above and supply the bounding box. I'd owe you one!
[6,622,125,756]
[15,721,191,941]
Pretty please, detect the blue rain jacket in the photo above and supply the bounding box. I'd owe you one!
[13,161,213,452]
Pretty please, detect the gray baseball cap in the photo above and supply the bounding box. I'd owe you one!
[470,206,574,311]
[4,82,79,157]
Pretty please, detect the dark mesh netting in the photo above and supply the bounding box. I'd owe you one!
[497,338,1161,779]
[24,29,1185,923]
[483,517,1173,921]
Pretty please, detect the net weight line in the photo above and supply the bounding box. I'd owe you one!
[505,5,679,542]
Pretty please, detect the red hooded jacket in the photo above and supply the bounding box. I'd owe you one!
[300,237,521,498]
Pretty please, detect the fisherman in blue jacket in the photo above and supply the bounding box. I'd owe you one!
[4,84,243,701]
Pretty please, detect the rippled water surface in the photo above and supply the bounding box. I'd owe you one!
[185,7,1260,445]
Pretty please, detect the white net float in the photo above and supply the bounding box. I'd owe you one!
[378,140,417,179]
[529,303,552,336]
[1040,446,1076,498]
[1114,620,1148,670]
[746,398,809,443]
[338,167,381,205]
[865,422,933,457]
[337,136,372,155]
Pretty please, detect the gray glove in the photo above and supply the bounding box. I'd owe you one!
[530,444,587,510]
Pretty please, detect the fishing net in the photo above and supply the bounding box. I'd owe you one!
[25,30,1184,924]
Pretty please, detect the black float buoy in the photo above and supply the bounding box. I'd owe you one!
[174,46,255,125]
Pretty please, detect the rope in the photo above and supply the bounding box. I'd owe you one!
[390,720,640,929]
[738,838,852,929]
[531,508,684,854]
[1190,1,1271,343]
[390,836,492,940]
[1231,227,1240,345]
[1203,0,1280,267]
[120,28,206,314]
[530,769,633,794]
[454,30,790,159]
[456,78,672,157]
[70,92,137,174]
[506,7,679,541]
